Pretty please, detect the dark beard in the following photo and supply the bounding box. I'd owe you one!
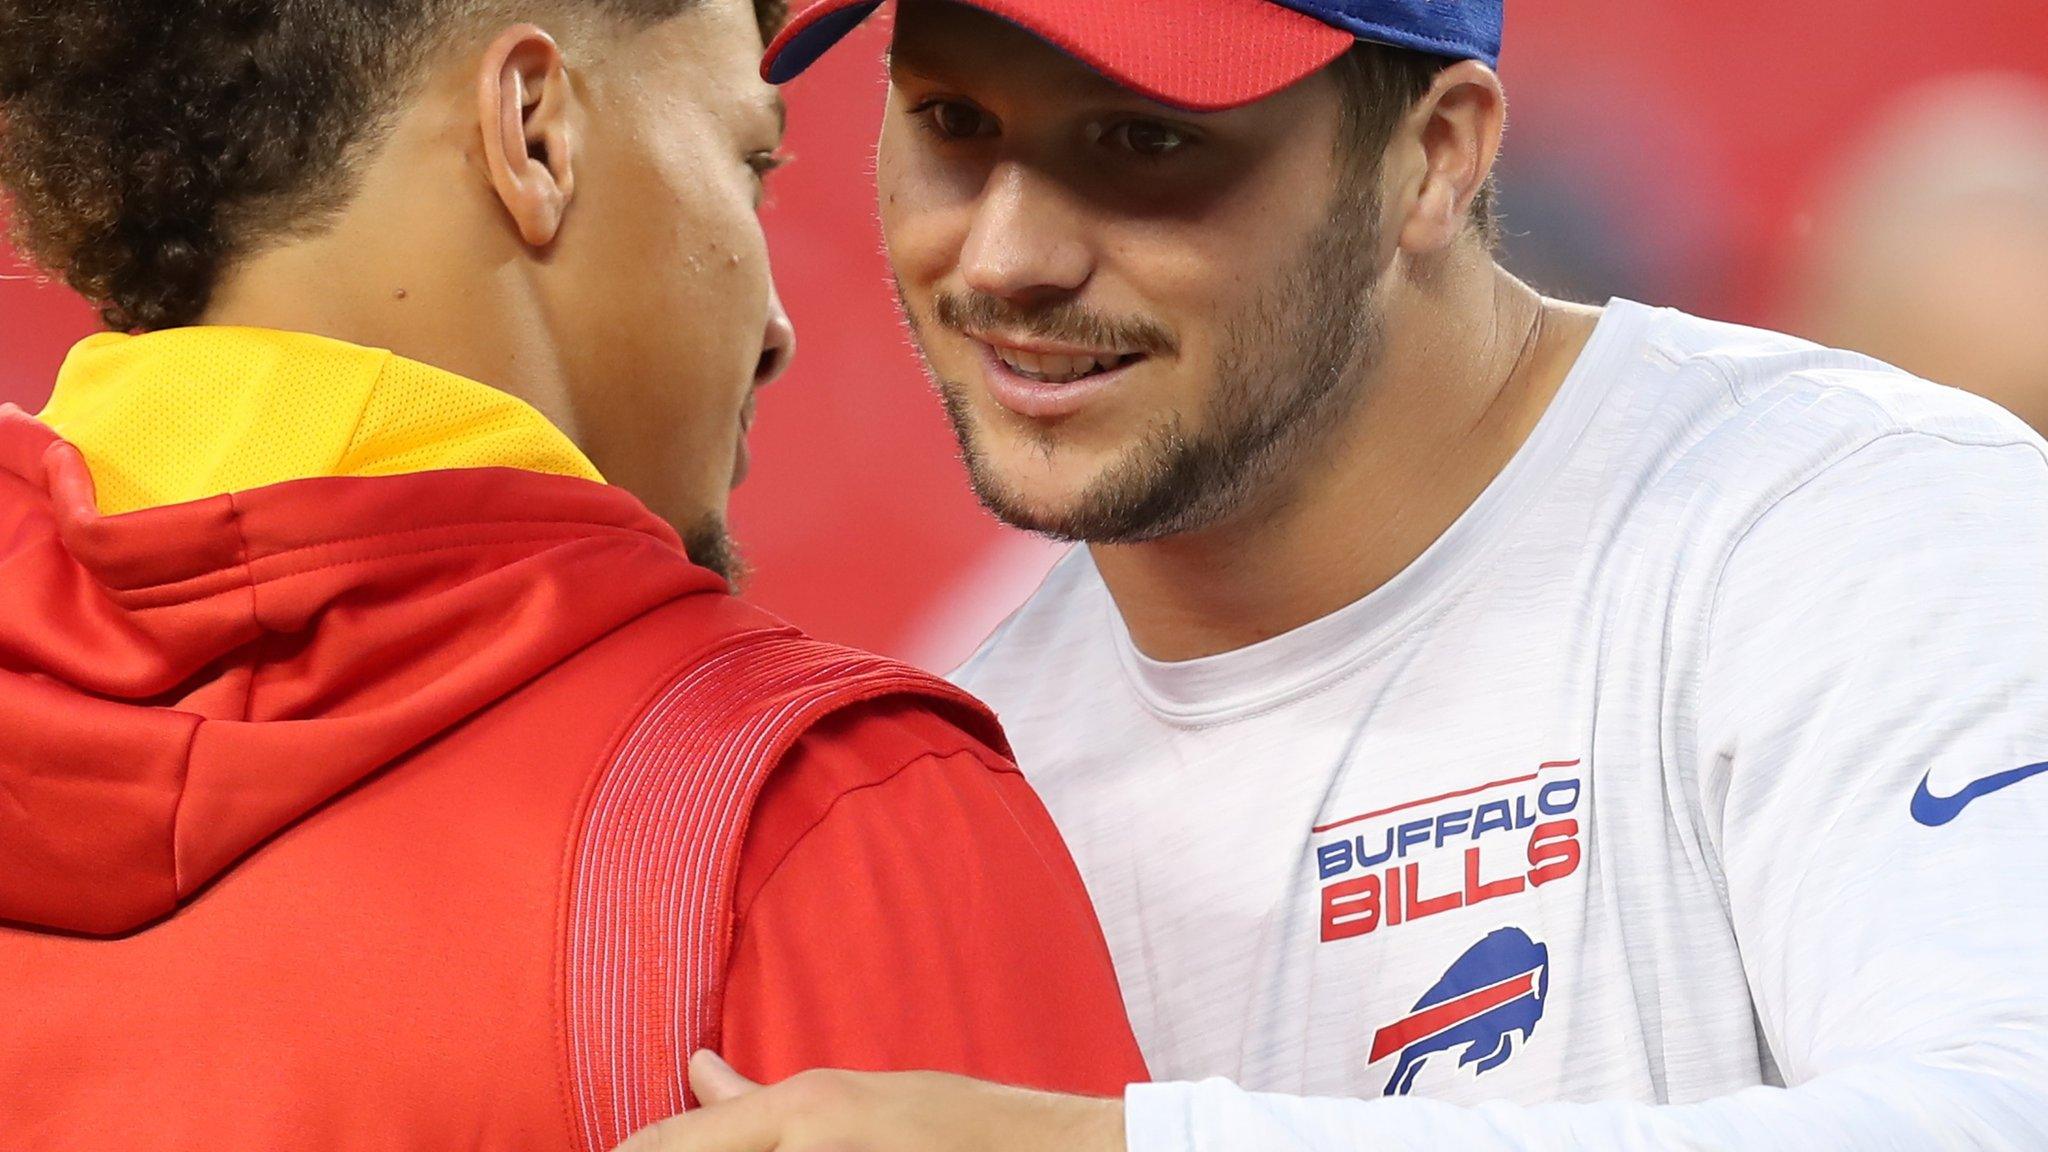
[918,187,1384,545]
[681,514,747,590]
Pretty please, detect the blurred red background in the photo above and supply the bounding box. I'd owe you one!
[5,1,2046,668]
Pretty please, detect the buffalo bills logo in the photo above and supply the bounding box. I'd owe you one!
[1370,927,1550,1095]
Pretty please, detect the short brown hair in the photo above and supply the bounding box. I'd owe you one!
[1331,40,1501,246]
[0,0,788,332]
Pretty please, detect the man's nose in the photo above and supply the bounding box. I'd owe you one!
[755,287,796,388]
[959,161,1093,306]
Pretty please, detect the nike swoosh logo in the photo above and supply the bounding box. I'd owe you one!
[1911,761,2048,827]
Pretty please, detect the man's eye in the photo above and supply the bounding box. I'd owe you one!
[915,100,996,141]
[748,150,790,179]
[1106,120,1191,158]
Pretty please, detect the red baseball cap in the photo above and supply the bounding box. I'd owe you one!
[761,0,1357,113]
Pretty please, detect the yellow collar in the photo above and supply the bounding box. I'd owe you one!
[37,327,603,515]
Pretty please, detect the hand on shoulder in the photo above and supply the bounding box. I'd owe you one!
[615,1053,1127,1152]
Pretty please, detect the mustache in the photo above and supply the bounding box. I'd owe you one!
[930,291,1179,358]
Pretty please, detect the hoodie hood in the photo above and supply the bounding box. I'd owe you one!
[0,338,719,937]
[37,326,607,517]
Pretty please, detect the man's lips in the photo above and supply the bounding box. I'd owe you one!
[969,334,1149,420]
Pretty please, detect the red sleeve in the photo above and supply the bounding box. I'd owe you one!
[717,698,1149,1096]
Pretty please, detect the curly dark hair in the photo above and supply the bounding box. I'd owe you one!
[0,0,789,332]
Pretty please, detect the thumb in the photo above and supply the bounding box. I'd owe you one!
[689,1050,762,1106]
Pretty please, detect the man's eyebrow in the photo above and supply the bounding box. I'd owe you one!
[769,92,788,138]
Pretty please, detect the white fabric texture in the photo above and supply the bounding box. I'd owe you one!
[952,301,2048,1150]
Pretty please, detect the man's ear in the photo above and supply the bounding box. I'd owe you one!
[477,25,579,248]
[1391,60,1506,255]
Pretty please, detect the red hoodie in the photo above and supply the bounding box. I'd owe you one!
[0,330,1144,1150]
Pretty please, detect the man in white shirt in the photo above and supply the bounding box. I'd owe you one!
[623,0,2048,1148]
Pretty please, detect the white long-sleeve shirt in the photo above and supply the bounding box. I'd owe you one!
[952,301,2048,1150]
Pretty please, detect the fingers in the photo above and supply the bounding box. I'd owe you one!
[609,1055,779,1152]
[690,1050,762,1106]
[613,1097,779,1152]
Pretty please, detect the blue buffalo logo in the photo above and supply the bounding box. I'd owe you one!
[1370,927,1550,1096]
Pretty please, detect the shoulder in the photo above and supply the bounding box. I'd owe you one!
[553,612,1024,1146]
[1601,310,2048,703]
[585,586,1000,735]
[1595,303,2047,562]
[565,594,1010,859]
[1707,421,2048,639]
[734,697,1028,916]
[1626,302,2041,481]
[778,693,1014,782]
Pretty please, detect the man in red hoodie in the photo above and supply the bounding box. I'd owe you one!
[0,0,1144,1147]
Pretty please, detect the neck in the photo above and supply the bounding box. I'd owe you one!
[197,104,580,441]
[1091,261,1602,663]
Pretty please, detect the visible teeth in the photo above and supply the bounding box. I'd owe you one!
[993,346,1127,384]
